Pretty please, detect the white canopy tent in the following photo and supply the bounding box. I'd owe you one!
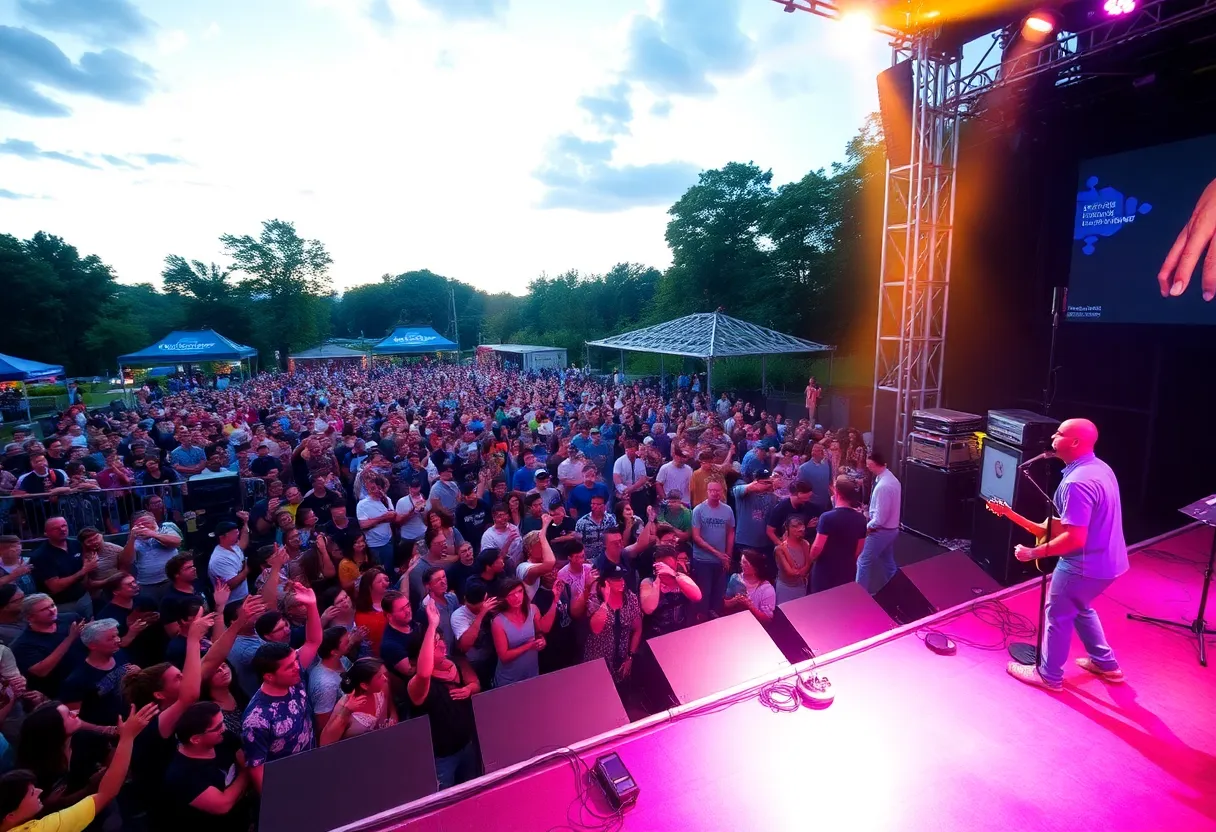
[586,311,834,400]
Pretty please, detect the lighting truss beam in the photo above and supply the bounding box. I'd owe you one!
[948,0,1216,109]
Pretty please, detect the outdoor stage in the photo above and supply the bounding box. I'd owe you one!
[381,523,1216,832]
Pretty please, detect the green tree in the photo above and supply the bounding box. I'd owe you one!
[658,162,775,321]
[220,219,333,366]
[161,256,254,344]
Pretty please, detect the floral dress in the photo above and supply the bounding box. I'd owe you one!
[583,591,642,682]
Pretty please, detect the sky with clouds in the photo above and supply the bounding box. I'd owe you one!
[0,0,889,295]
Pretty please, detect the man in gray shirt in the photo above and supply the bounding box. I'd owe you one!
[690,480,735,620]
[856,451,901,594]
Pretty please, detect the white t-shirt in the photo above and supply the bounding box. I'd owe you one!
[656,462,693,506]
[556,562,593,598]
[481,525,523,567]
[357,497,394,547]
[516,562,542,600]
[209,544,248,602]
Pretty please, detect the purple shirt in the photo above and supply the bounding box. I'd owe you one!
[1053,453,1128,580]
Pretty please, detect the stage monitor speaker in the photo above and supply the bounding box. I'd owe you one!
[877,59,914,167]
[769,581,897,663]
[901,459,978,541]
[636,612,788,708]
[473,658,629,773]
[260,715,436,832]
[970,437,1057,585]
[875,550,1001,625]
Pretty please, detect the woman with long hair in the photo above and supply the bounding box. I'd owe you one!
[13,702,85,814]
[354,568,390,653]
[319,657,397,745]
[201,660,246,740]
[583,564,643,684]
[417,509,463,568]
[774,516,812,603]
[506,492,524,528]
[723,549,778,626]
[337,533,371,596]
[490,578,556,688]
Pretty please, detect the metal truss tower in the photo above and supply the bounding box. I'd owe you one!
[773,0,1216,465]
[871,37,961,462]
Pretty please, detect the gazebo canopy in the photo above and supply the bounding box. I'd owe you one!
[372,327,459,355]
[290,344,367,360]
[118,330,257,365]
[586,312,834,358]
[0,353,64,383]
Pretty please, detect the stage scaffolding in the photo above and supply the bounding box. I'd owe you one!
[775,0,1216,463]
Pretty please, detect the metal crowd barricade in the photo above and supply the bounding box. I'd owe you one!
[3,481,190,542]
[4,476,273,543]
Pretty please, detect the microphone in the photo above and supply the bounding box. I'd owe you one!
[1018,450,1057,469]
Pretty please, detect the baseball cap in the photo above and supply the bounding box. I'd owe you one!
[365,440,378,449]
[211,520,238,537]
[589,427,600,434]
[599,562,628,580]
[534,469,551,480]
[754,467,772,480]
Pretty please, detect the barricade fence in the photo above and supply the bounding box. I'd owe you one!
[2,477,269,543]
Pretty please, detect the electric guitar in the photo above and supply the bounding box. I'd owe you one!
[983,498,1059,574]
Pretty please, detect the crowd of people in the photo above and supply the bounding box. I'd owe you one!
[0,361,883,831]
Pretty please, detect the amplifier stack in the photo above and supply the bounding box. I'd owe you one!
[902,409,982,542]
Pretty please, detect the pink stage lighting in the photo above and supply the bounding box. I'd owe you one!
[1103,0,1136,15]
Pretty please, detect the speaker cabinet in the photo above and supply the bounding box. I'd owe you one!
[770,581,896,662]
[875,550,1002,625]
[636,612,788,708]
[260,716,436,832]
[901,459,978,542]
[472,658,628,773]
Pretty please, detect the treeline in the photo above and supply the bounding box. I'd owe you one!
[0,117,884,381]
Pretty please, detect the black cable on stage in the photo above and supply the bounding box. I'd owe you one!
[916,597,1037,652]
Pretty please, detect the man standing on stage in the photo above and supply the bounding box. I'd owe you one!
[1008,418,1128,691]
[857,451,901,594]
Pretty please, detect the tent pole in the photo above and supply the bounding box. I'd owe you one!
[706,358,713,402]
[660,355,665,387]
[619,350,625,381]
[827,351,835,388]
[22,380,31,426]
[761,356,767,396]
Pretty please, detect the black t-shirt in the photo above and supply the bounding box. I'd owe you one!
[455,503,489,552]
[765,498,823,540]
[321,519,360,554]
[813,506,868,592]
[414,662,476,758]
[250,455,282,477]
[60,651,130,726]
[30,540,86,603]
[300,490,340,527]
[11,614,85,696]
[380,624,414,683]
[446,562,478,602]
[545,517,578,558]
[162,744,246,832]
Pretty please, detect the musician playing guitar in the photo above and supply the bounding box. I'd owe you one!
[990,419,1129,692]
[984,498,1055,574]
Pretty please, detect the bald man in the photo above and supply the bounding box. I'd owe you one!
[1007,419,1129,691]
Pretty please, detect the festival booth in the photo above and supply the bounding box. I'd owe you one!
[586,311,834,401]
[117,330,258,396]
[0,353,65,425]
[287,344,369,374]
[371,327,460,363]
[476,344,568,372]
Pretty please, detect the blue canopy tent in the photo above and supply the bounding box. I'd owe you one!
[371,327,459,356]
[117,330,258,396]
[0,353,64,424]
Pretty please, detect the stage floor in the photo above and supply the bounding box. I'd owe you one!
[391,525,1216,832]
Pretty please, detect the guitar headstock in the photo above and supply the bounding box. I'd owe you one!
[985,497,1011,518]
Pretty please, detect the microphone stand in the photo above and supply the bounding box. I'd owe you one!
[1008,463,1055,666]
[1009,286,1065,667]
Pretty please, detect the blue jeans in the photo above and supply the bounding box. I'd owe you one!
[691,559,727,619]
[856,528,899,594]
[435,741,479,790]
[1039,567,1119,685]
[368,542,395,570]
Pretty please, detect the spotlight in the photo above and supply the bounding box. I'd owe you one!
[783,1,797,11]
[1021,10,1057,42]
[1103,0,1136,15]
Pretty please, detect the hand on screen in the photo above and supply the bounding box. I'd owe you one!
[1158,178,1216,301]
